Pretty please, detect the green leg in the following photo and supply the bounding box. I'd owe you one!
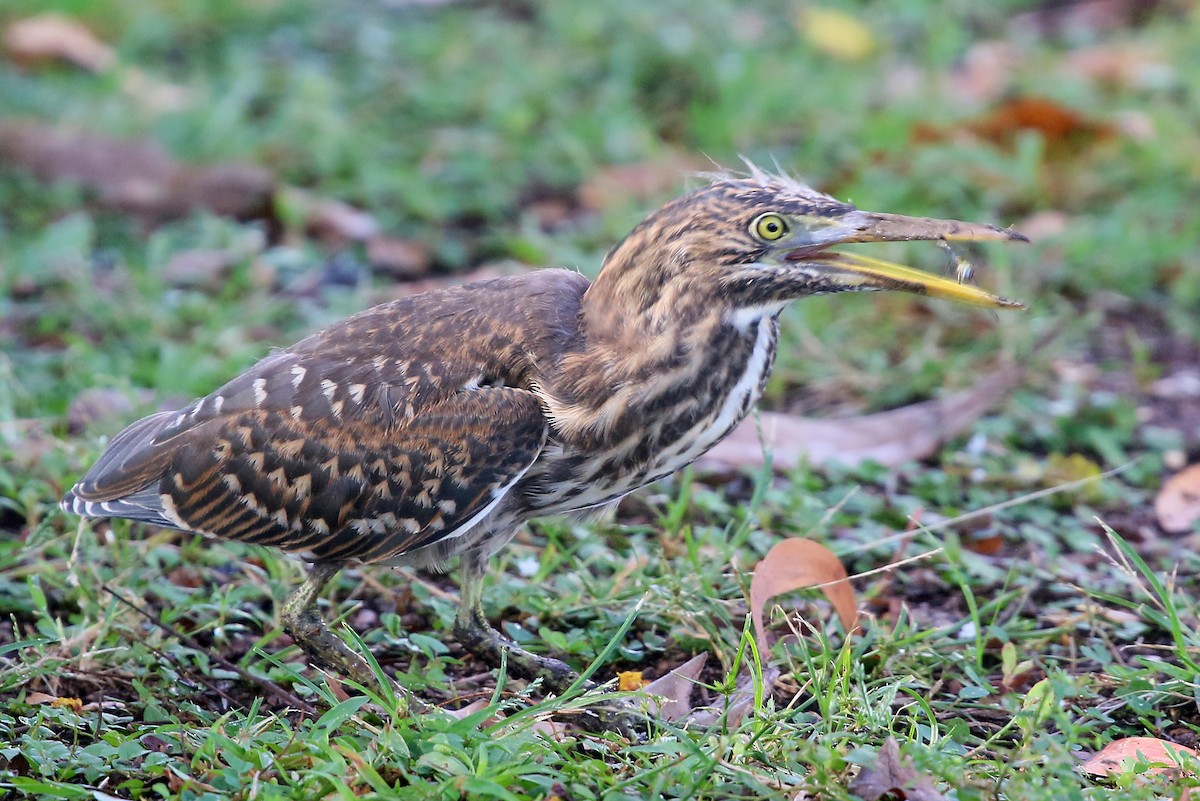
[453,549,641,737]
[281,561,429,713]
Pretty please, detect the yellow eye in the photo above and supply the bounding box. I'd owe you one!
[752,213,789,242]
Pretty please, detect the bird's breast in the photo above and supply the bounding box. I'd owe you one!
[516,313,780,514]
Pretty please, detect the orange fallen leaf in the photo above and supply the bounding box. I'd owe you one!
[1155,464,1200,534]
[4,14,116,73]
[749,538,858,656]
[967,96,1115,149]
[25,692,83,713]
[617,671,646,691]
[51,697,83,713]
[1080,736,1199,778]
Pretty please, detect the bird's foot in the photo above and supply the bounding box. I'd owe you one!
[281,563,432,714]
[454,611,643,739]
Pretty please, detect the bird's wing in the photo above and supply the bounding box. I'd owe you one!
[64,382,547,563]
[63,271,590,562]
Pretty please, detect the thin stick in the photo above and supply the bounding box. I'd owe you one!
[104,585,317,715]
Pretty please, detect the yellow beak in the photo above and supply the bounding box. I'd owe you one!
[795,210,1027,309]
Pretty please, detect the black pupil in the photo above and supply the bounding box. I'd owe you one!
[766,221,778,233]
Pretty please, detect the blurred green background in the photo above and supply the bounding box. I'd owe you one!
[3,1,1200,797]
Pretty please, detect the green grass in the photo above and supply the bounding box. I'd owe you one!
[3,0,1200,798]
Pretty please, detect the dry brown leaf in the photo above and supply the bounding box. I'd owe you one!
[4,14,115,73]
[948,40,1021,104]
[578,152,706,211]
[1064,43,1170,90]
[446,699,491,720]
[699,364,1019,473]
[639,653,707,722]
[850,737,948,801]
[1011,0,1154,40]
[1080,736,1199,778]
[686,665,780,728]
[0,123,274,225]
[749,538,858,656]
[366,236,433,280]
[119,67,192,114]
[1156,464,1200,534]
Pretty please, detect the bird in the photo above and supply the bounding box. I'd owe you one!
[62,168,1025,730]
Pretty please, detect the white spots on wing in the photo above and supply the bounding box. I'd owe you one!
[173,412,187,427]
[191,398,205,417]
[321,379,337,403]
[438,499,457,514]
[253,378,268,407]
[372,355,388,373]
[222,474,242,492]
[330,400,344,419]
[291,405,304,420]
[291,365,307,388]
[461,374,483,391]
[348,383,366,405]
[213,395,225,413]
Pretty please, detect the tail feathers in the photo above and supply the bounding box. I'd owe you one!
[61,486,184,531]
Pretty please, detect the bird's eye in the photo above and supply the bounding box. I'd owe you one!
[752,213,789,242]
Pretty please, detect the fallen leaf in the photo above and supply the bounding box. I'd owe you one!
[1155,464,1200,534]
[799,8,876,61]
[1064,43,1170,91]
[948,40,1021,104]
[280,188,380,245]
[4,14,116,73]
[749,538,858,657]
[967,96,1115,150]
[578,152,706,211]
[1080,736,1199,778]
[639,653,706,722]
[698,364,1019,473]
[0,123,275,225]
[51,697,84,713]
[446,699,491,720]
[686,665,781,729]
[119,67,192,113]
[366,236,433,280]
[850,737,948,801]
[1011,0,1154,40]
[1044,453,1105,503]
[617,671,646,692]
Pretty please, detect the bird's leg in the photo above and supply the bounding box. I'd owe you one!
[281,561,381,687]
[453,549,641,737]
[281,561,428,713]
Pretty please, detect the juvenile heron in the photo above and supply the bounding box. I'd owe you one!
[63,170,1024,728]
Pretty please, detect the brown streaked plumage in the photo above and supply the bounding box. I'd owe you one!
[63,169,1025,734]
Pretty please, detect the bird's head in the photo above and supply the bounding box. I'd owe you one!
[588,168,1025,326]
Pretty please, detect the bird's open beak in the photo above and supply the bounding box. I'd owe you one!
[788,210,1028,309]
